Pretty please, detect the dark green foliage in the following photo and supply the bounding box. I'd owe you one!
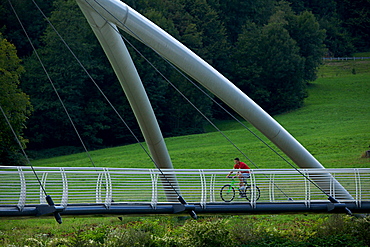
[0,0,53,57]
[233,5,309,114]
[318,16,355,57]
[174,218,233,247]
[336,0,370,51]
[231,2,325,114]
[286,10,326,82]
[229,215,369,247]
[107,228,153,247]
[289,0,337,17]
[0,33,32,165]
[127,0,218,136]
[287,0,368,55]
[308,215,369,247]
[0,0,367,154]
[312,215,368,246]
[21,0,130,149]
[4,215,369,247]
[214,0,276,43]
[354,217,370,246]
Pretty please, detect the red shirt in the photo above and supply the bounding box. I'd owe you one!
[234,161,250,173]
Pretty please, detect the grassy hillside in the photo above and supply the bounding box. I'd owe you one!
[32,60,370,169]
[1,60,369,247]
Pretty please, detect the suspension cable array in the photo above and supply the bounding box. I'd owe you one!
[2,0,357,221]
[79,0,332,202]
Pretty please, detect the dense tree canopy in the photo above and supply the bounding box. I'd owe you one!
[0,0,367,156]
[233,18,306,114]
[336,0,370,51]
[0,33,32,164]
[21,0,118,149]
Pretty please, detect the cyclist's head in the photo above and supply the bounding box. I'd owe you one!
[234,158,240,163]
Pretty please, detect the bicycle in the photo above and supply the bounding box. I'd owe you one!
[220,177,260,202]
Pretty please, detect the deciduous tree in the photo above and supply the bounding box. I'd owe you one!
[234,11,306,114]
[0,33,32,165]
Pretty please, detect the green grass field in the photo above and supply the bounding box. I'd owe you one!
[32,60,370,170]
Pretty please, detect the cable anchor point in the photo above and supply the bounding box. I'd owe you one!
[177,195,197,220]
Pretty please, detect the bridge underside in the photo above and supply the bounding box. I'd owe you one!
[1,201,369,219]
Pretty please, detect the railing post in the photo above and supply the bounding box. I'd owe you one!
[17,167,26,211]
[330,172,336,198]
[269,173,275,202]
[199,169,206,208]
[355,168,361,207]
[40,172,48,204]
[209,174,216,203]
[304,170,311,207]
[96,172,103,203]
[150,169,159,209]
[60,168,68,208]
[104,168,112,208]
[251,172,257,208]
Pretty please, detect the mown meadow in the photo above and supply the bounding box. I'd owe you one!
[31,59,370,170]
[0,60,369,246]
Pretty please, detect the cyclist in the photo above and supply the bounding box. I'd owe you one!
[226,158,250,197]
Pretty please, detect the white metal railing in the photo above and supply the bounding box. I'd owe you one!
[323,57,370,60]
[0,167,369,210]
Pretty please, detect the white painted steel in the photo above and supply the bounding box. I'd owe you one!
[149,169,158,208]
[1,167,369,211]
[304,170,311,207]
[17,167,26,211]
[199,169,206,208]
[355,169,361,207]
[40,172,47,204]
[96,172,103,203]
[104,168,113,208]
[76,0,179,202]
[75,0,352,199]
[250,173,257,208]
[210,174,216,203]
[269,174,275,202]
[60,168,68,208]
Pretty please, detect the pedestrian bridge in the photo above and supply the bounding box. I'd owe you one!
[1,167,369,220]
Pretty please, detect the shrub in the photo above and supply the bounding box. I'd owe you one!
[103,228,154,247]
[170,218,234,247]
[310,214,366,247]
[352,216,370,246]
[231,220,308,247]
[314,215,352,237]
[80,226,108,245]
[308,234,365,247]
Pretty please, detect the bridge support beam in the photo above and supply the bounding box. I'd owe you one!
[76,0,352,200]
[76,1,179,202]
[1,202,369,218]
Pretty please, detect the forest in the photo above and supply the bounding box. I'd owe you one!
[0,0,369,164]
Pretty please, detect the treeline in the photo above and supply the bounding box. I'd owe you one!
[0,0,369,162]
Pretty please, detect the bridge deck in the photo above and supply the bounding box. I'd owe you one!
[1,167,369,218]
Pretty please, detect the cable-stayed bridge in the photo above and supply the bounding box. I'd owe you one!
[1,167,369,220]
[2,0,369,224]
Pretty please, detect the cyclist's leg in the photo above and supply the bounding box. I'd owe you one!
[244,173,250,186]
[237,173,242,186]
[238,174,245,190]
[241,173,250,187]
[238,174,247,197]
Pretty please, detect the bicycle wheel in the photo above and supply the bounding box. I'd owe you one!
[220,185,235,202]
[245,185,260,202]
